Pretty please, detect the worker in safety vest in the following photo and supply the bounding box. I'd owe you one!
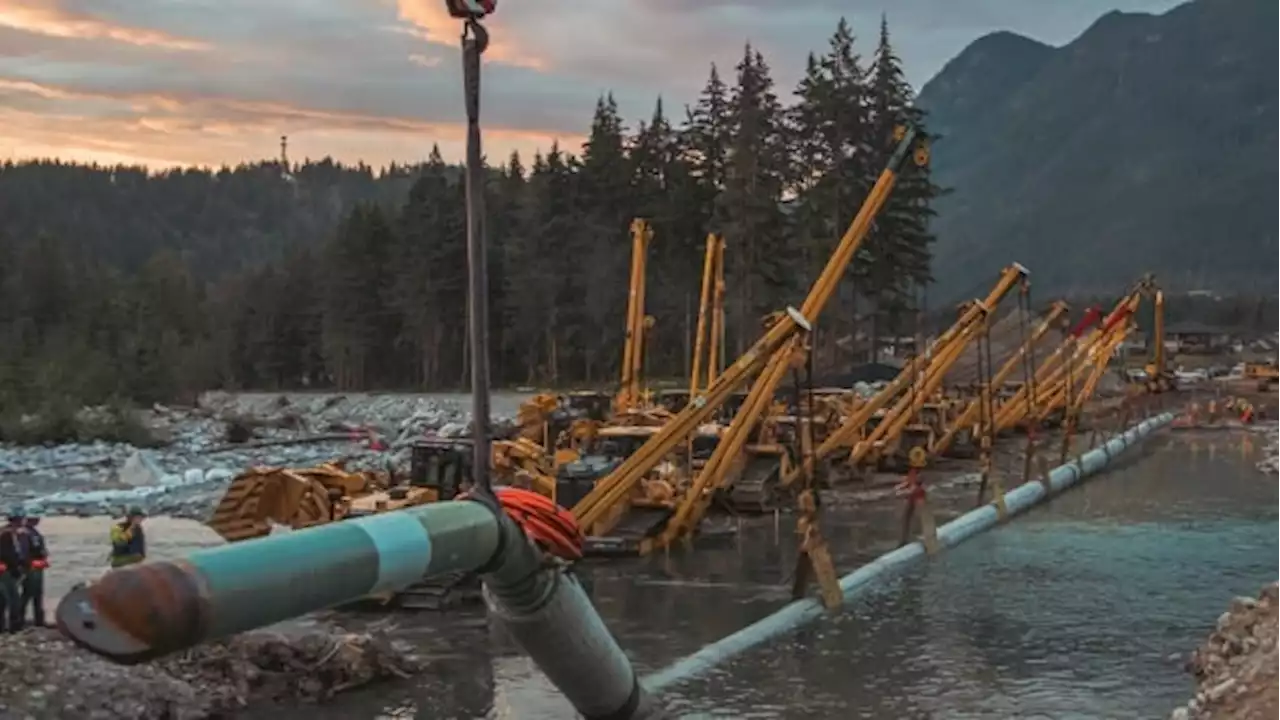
[22,507,49,628]
[109,506,147,569]
[0,508,29,632]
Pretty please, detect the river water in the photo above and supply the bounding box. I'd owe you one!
[39,427,1276,719]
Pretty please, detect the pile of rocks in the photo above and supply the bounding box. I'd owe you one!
[1170,582,1279,720]
[0,393,493,519]
[1254,424,1278,476]
[0,624,422,719]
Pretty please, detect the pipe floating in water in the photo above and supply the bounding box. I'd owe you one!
[57,496,661,719]
[644,412,1175,693]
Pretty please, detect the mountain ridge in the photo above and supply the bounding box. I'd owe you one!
[917,0,1278,298]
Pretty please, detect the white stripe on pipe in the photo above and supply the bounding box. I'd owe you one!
[347,512,434,595]
[644,412,1175,692]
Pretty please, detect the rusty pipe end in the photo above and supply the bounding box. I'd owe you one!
[57,584,156,664]
[56,560,210,665]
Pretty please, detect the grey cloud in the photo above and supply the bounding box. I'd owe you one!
[3,0,1189,158]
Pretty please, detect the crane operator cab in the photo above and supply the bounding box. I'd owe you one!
[408,439,470,500]
[555,455,622,511]
[563,391,612,422]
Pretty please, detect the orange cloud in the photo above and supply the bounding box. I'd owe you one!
[393,0,546,70]
[0,0,209,51]
[0,76,584,169]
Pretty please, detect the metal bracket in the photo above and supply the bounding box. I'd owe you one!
[916,491,939,555]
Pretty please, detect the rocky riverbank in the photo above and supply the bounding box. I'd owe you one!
[0,392,528,521]
[0,623,422,719]
[1254,422,1279,475]
[1170,582,1279,720]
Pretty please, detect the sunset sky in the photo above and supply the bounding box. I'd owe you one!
[1,0,1182,169]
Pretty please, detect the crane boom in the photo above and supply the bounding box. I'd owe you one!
[638,127,931,552]
[780,263,1028,485]
[616,219,652,413]
[573,306,811,532]
[847,264,1027,467]
[931,300,1069,457]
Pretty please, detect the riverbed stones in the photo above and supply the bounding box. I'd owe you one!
[0,392,508,520]
[1170,581,1279,719]
[0,625,422,719]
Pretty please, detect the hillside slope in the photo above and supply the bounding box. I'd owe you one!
[918,0,1278,298]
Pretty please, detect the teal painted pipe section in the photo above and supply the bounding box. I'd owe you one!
[645,412,1175,692]
[196,520,381,638]
[57,499,501,662]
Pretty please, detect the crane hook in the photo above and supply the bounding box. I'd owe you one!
[464,17,490,55]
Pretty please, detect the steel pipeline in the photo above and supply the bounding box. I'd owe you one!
[56,497,660,719]
[643,412,1176,692]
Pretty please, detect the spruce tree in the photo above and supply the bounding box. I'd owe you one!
[787,19,874,364]
[718,45,792,353]
[682,65,733,235]
[865,15,943,341]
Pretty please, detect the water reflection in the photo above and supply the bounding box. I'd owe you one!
[259,430,1274,719]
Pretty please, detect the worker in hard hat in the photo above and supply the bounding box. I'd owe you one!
[22,507,49,628]
[109,506,148,569]
[0,508,29,632]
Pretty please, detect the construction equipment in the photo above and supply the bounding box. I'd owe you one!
[1143,288,1173,393]
[204,461,444,543]
[776,264,1029,489]
[569,128,928,557]
[932,300,1071,459]
[616,219,655,416]
[853,269,1026,473]
[986,278,1150,464]
[690,233,727,397]
[1244,361,1279,390]
[628,126,932,557]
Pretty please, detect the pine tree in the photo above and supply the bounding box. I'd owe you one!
[576,95,633,381]
[630,98,702,376]
[393,145,467,388]
[718,45,792,353]
[864,15,944,342]
[787,19,875,365]
[682,65,733,234]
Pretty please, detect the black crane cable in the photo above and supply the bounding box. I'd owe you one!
[458,6,495,496]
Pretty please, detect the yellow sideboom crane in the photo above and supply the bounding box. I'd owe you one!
[689,233,727,396]
[931,300,1070,458]
[615,219,653,415]
[777,264,1028,487]
[1001,278,1150,432]
[1142,285,1175,393]
[989,283,1136,434]
[844,265,1029,472]
[1039,282,1149,420]
[636,126,932,554]
[571,127,927,546]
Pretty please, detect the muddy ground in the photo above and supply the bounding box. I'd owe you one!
[0,623,422,719]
